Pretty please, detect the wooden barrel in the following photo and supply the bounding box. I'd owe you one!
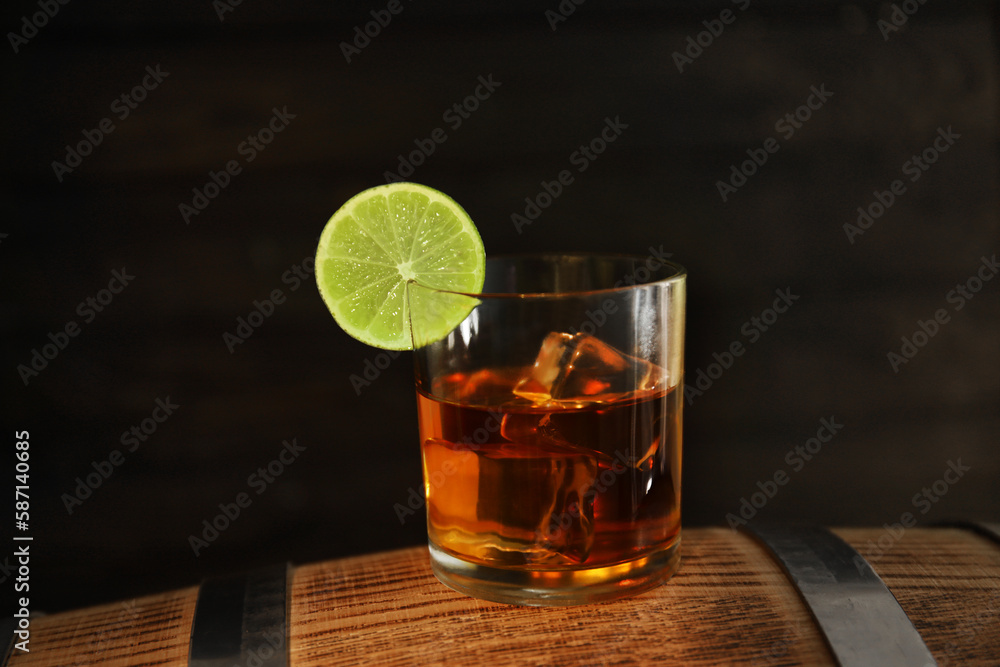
[5,526,999,666]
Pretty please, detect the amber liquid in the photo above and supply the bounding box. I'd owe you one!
[417,367,681,571]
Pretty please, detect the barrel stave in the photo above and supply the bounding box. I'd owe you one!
[836,527,1000,665]
[288,528,835,666]
[7,586,197,667]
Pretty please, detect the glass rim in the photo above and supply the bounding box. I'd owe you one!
[410,251,686,299]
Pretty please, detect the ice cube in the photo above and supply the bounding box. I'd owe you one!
[500,411,615,467]
[513,332,666,406]
[424,435,598,566]
[476,440,597,565]
[498,411,541,441]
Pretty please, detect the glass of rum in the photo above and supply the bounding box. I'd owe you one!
[408,253,686,606]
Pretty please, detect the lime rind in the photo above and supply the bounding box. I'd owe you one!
[316,182,485,350]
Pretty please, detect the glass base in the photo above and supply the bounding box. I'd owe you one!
[428,537,681,606]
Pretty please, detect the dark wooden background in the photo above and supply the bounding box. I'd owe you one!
[2,1,998,614]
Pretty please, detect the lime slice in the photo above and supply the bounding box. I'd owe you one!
[315,182,485,350]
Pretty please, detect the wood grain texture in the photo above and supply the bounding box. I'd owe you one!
[8,527,998,665]
[836,527,1000,667]
[289,527,1000,666]
[7,586,198,667]
[290,528,834,666]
